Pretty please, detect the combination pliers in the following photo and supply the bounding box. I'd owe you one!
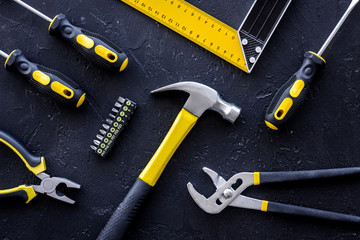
[188,167,360,223]
[0,130,80,204]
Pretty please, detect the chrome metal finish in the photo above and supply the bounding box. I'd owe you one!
[33,173,81,204]
[0,50,9,59]
[118,96,125,104]
[187,168,254,214]
[102,124,110,130]
[151,81,241,123]
[114,102,122,108]
[318,0,359,56]
[12,0,52,22]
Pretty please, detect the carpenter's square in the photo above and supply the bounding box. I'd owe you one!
[118,0,292,73]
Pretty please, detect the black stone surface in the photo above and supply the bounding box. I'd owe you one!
[0,0,359,239]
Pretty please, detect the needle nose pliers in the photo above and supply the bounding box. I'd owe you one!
[188,167,360,223]
[0,130,80,204]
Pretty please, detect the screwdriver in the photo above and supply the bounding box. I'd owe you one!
[265,0,359,130]
[0,49,86,108]
[10,0,128,72]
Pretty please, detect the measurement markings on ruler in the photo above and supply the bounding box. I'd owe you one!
[123,0,248,72]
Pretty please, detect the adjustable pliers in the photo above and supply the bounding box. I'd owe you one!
[0,130,80,204]
[188,167,360,223]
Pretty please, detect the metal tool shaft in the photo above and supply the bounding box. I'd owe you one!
[0,50,9,59]
[11,0,52,23]
[318,0,359,56]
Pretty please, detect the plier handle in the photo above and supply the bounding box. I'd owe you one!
[0,130,80,204]
[188,167,360,223]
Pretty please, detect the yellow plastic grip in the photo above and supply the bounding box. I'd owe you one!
[51,82,74,99]
[119,58,129,72]
[261,200,269,212]
[32,71,51,86]
[76,93,86,108]
[309,51,326,64]
[274,98,293,120]
[0,185,37,204]
[4,50,16,68]
[289,80,305,98]
[48,15,59,32]
[139,108,198,186]
[264,121,278,131]
[76,34,95,49]
[95,45,118,63]
[254,172,260,185]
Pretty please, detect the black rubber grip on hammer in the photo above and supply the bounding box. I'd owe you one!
[97,178,152,240]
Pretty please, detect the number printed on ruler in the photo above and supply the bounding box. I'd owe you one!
[123,0,248,72]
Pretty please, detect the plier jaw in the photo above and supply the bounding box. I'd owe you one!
[187,167,255,214]
[32,173,81,204]
[188,167,360,224]
[0,130,80,204]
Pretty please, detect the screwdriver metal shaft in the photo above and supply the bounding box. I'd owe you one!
[11,0,52,22]
[318,0,359,56]
[265,0,359,130]
[0,50,9,59]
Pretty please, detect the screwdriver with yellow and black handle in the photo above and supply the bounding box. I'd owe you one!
[11,0,128,72]
[265,0,359,130]
[0,49,86,108]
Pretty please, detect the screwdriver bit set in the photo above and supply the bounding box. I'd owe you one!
[91,97,137,158]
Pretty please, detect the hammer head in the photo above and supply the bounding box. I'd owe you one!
[151,82,241,123]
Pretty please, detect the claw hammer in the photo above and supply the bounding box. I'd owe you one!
[97,81,241,240]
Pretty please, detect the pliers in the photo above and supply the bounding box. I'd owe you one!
[188,167,360,223]
[0,130,80,204]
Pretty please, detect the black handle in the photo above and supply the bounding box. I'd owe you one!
[265,51,326,130]
[260,168,360,184]
[5,50,86,108]
[0,130,46,175]
[267,201,360,224]
[97,178,152,240]
[49,14,128,72]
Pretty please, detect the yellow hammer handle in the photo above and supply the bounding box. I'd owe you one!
[139,108,198,186]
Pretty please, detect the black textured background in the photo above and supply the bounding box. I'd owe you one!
[0,0,360,239]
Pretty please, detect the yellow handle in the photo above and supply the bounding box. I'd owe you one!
[139,108,198,186]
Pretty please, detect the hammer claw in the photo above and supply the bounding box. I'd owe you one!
[151,81,241,122]
[151,81,208,94]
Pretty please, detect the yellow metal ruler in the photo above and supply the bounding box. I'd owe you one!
[121,0,248,72]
